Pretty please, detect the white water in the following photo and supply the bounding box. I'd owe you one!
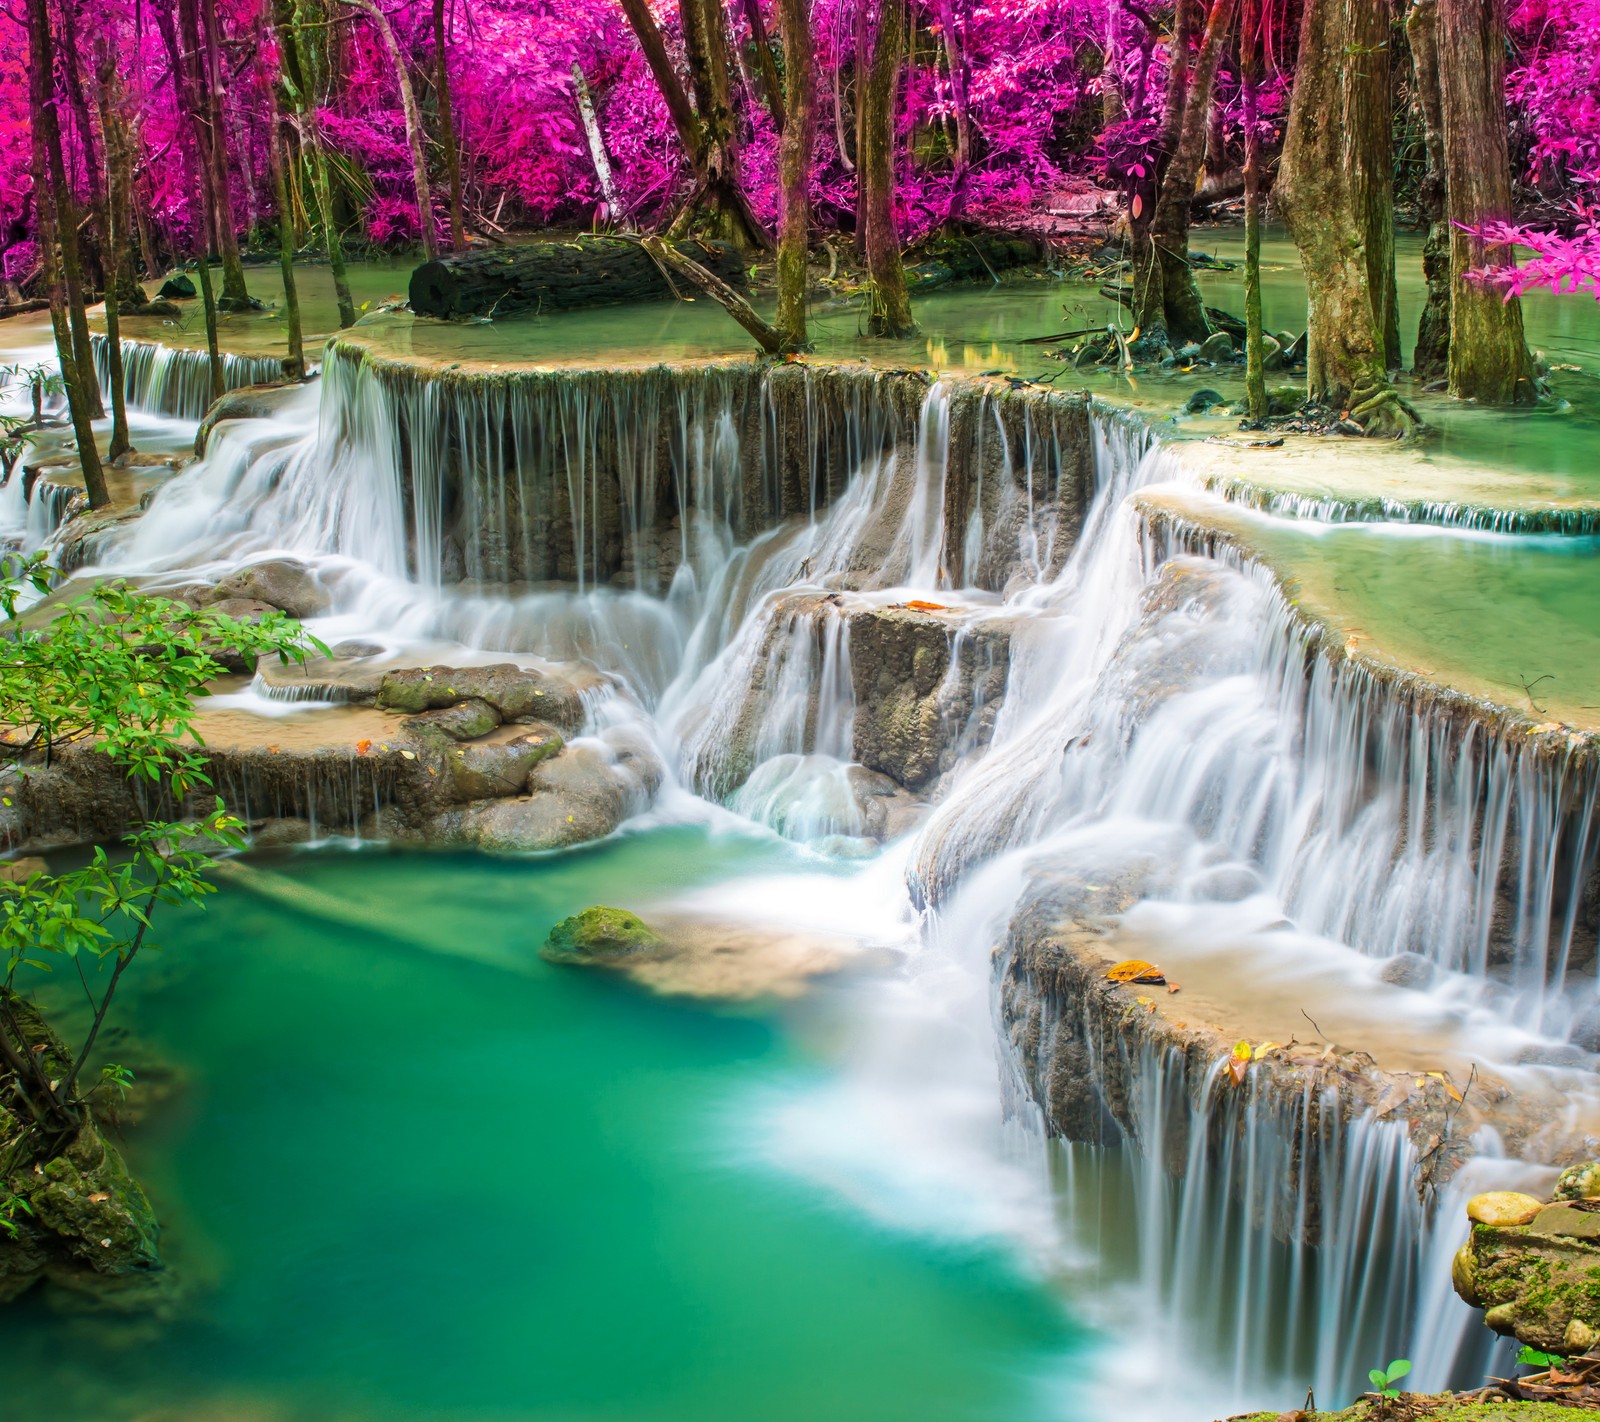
[12,336,1598,1415]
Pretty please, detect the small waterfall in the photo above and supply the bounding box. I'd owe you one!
[93,334,288,420]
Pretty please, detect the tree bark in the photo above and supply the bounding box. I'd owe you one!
[1406,0,1450,383]
[1141,0,1236,347]
[573,63,625,222]
[433,0,466,250]
[641,235,786,353]
[677,0,767,247]
[618,0,705,159]
[859,0,915,336]
[345,0,436,260]
[1241,0,1265,421]
[94,43,135,461]
[775,0,816,350]
[197,0,253,308]
[739,0,786,131]
[264,26,306,380]
[26,0,110,508]
[1438,0,1536,404]
[1277,0,1417,435]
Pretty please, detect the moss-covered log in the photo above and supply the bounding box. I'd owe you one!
[408,237,749,320]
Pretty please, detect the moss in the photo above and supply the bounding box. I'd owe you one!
[1221,1395,1600,1422]
[540,906,664,965]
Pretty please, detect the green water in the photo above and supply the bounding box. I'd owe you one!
[0,828,1084,1422]
[1154,489,1600,729]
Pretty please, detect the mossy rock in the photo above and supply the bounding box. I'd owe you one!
[541,907,664,965]
[1224,1399,1600,1422]
[1452,1168,1600,1354]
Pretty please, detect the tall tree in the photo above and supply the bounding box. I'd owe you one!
[196,0,255,309]
[262,14,306,378]
[775,0,816,350]
[1406,0,1451,384]
[1240,0,1265,421]
[1277,0,1416,435]
[25,0,110,508]
[1134,0,1237,349]
[433,0,466,250]
[858,0,915,336]
[94,40,136,461]
[1437,0,1537,404]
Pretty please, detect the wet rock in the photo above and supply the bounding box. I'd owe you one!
[1198,332,1235,362]
[1378,952,1439,990]
[401,698,502,742]
[1176,342,1203,362]
[255,654,388,704]
[194,381,304,456]
[437,730,562,802]
[1260,334,1286,371]
[205,559,330,620]
[155,273,196,300]
[1184,388,1227,415]
[1555,1161,1600,1202]
[540,906,664,964]
[1266,386,1304,417]
[124,299,183,318]
[1467,1192,1544,1227]
[376,663,590,733]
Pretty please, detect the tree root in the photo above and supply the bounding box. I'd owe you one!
[1348,384,1425,439]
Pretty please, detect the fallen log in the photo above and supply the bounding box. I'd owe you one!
[408,236,749,320]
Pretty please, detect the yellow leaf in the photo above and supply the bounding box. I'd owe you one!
[1253,1042,1283,1060]
[1107,959,1166,985]
[1232,1040,1252,1062]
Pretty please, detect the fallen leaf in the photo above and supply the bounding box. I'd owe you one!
[88,1192,110,1203]
[1107,959,1166,985]
[906,600,949,612]
[1166,982,1182,994]
[400,750,417,760]
[355,739,372,755]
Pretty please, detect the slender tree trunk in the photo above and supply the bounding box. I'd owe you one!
[1277,0,1417,435]
[26,0,110,508]
[267,103,304,377]
[1438,0,1536,405]
[859,0,915,335]
[1102,1,1125,127]
[1130,0,1195,344]
[56,0,106,295]
[678,0,766,247]
[739,0,786,131]
[433,0,465,250]
[935,0,972,219]
[776,0,816,350]
[346,0,436,260]
[832,0,854,172]
[198,0,253,308]
[95,44,135,460]
[1241,0,1265,421]
[573,63,625,223]
[1406,0,1451,384]
[1145,0,1237,347]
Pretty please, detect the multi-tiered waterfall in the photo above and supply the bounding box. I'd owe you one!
[28,333,1600,1412]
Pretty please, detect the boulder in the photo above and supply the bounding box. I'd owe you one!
[540,907,664,965]
[124,299,183,318]
[401,698,502,742]
[1198,332,1235,362]
[1556,1161,1600,1202]
[155,273,196,300]
[1184,388,1228,415]
[376,663,590,733]
[437,730,563,803]
[205,559,330,620]
[194,381,303,456]
[1454,1164,1600,1353]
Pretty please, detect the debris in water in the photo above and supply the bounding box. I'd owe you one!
[1106,959,1165,985]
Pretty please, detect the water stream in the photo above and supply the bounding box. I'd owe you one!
[2,270,1598,1419]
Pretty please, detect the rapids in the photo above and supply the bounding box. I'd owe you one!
[2,273,1599,1418]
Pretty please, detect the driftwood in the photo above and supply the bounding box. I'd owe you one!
[637,235,786,355]
[407,236,748,320]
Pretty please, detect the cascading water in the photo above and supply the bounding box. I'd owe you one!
[92,334,290,420]
[60,339,1600,1416]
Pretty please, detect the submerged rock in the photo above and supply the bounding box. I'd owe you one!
[541,907,664,964]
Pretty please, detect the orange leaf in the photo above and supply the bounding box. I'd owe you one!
[906,600,949,612]
[356,739,372,756]
[1106,959,1166,985]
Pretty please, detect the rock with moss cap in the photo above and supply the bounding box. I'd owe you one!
[1453,1166,1600,1354]
[540,907,664,966]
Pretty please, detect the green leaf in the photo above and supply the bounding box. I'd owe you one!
[1369,1370,1388,1390]
[1386,1360,1411,1382]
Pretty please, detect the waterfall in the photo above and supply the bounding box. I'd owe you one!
[63,343,1600,1410]
[93,334,289,420]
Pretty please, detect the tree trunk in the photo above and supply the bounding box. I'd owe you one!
[1241,0,1265,421]
[198,0,253,308]
[94,43,135,461]
[859,0,915,336]
[678,0,766,247]
[265,47,306,379]
[433,0,466,250]
[346,0,436,260]
[1145,0,1237,347]
[739,0,786,131]
[618,0,705,159]
[1277,0,1417,435]
[775,0,816,350]
[573,63,625,222]
[1406,0,1451,384]
[26,0,110,509]
[1438,0,1536,405]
